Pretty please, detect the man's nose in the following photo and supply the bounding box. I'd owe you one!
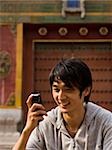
[58,90,66,101]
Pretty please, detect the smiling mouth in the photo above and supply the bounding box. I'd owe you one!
[60,103,70,108]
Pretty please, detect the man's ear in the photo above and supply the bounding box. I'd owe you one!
[83,87,91,97]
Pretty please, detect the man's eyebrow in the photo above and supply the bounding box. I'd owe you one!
[52,82,67,87]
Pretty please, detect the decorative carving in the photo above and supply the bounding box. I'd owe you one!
[58,27,68,36]
[6,92,15,106]
[0,51,11,80]
[79,27,88,36]
[10,24,17,36]
[38,27,48,36]
[99,27,108,36]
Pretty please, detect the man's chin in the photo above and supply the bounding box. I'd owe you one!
[60,107,69,113]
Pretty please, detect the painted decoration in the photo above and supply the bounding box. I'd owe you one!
[62,0,85,18]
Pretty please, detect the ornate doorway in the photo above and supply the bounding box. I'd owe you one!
[22,23,112,124]
[33,42,112,111]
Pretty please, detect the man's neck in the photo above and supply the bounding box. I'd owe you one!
[63,107,86,135]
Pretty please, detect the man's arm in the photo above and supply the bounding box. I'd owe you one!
[103,125,112,150]
[12,94,47,150]
[12,127,33,150]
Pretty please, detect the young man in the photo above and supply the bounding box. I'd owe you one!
[13,58,112,150]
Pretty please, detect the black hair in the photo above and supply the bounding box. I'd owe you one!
[49,58,92,103]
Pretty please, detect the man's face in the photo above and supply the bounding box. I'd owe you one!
[52,80,85,114]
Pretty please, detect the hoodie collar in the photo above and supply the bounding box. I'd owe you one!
[85,102,101,126]
[47,102,101,129]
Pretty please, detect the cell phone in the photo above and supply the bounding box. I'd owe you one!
[32,93,42,105]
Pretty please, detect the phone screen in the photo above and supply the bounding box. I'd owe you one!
[32,93,42,105]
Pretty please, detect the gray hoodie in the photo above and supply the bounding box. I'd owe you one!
[26,102,112,150]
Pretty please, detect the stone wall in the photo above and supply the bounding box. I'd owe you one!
[0,109,21,150]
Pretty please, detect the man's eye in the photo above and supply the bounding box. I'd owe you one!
[65,87,74,92]
[53,88,60,92]
[65,88,71,91]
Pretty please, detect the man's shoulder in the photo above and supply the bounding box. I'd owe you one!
[86,102,112,125]
[88,102,112,115]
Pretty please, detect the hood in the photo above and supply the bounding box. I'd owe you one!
[45,106,63,129]
[85,102,102,126]
[45,102,102,128]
